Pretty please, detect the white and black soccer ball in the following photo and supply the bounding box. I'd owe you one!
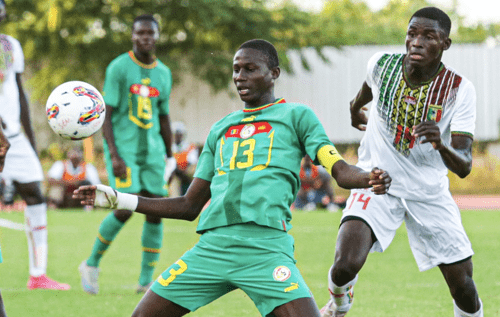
[46,81,106,140]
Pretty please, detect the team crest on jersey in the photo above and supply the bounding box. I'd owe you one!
[225,122,272,139]
[426,104,443,122]
[273,266,291,282]
[240,124,256,139]
[130,83,160,98]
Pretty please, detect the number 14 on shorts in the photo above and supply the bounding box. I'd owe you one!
[347,193,371,210]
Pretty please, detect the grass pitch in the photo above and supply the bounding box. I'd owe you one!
[0,208,499,317]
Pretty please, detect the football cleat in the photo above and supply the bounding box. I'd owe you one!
[319,299,348,317]
[27,274,71,290]
[79,260,100,295]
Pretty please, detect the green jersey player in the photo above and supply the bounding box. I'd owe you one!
[78,14,176,295]
[74,39,391,317]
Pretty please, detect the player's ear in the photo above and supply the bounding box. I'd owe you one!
[443,37,451,51]
[271,66,280,80]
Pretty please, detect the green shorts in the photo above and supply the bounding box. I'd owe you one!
[104,150,167,196]
[150,223,312,316]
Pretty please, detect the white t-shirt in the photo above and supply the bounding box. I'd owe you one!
[47,160,101,185]
[0,34,24,138]
[357,52,476,201]
[172,141,199,166]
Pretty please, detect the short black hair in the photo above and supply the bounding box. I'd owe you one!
[133,14,158,28]
[238,39,279,69]
[410,7,451,36]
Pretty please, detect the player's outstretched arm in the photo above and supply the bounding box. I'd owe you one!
[73,177,211,221]
[331,160,391,195]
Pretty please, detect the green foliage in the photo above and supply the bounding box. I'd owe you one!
[2,0,333,103]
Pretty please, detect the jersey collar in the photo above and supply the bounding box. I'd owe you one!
[243,98,286,113]
[128,51,158,69]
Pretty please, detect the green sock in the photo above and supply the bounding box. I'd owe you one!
[86,213,125,267]
[139,221,163,286]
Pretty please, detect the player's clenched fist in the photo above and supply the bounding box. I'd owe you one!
[368,167,391,194]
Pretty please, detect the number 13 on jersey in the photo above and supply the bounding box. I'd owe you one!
[217,122,275,175]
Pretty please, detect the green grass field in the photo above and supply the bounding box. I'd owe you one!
[0,208,499,317]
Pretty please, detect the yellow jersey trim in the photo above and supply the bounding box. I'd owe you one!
[128,51,158,69]
[243,98,285,113]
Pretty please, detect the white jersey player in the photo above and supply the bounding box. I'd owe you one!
[320,7,483,317]
[0,0,69,290]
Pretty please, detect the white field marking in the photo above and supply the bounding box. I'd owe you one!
[0,218,25,231]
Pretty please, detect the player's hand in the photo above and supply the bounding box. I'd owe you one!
[164,157,177,182]
[413,121,443,150]
[73,184,138,210]
[111,155,128,179]
[368,167,391,195]
[350,101,368,131]
[73,184,121,209]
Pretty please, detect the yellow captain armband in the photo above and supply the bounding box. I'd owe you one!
[317,145,344,176]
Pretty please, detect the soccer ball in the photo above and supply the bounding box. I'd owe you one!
[46,81,106,140]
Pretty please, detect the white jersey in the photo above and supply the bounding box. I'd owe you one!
[0,34,24,138]
[358,52,476,201]
[47,160,101,185]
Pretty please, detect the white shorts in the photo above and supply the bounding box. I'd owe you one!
[0,133,44,184]
[341,188,474,271]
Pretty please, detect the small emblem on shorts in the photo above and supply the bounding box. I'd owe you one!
[284,282,299,292]
[240,124,256,139]
[273,266,291,282]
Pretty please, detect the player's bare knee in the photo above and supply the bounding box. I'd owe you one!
[16,182,45,205]
[145,214,162,224]
[331,263,358,286]
[449,276,477,300]
[113,209,133,222]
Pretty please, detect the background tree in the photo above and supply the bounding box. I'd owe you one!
[2,0,331,102]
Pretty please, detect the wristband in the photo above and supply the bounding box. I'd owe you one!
[116,191,139,211]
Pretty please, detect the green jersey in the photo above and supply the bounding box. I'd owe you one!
[102,51,172,160]
[195,99,333,233]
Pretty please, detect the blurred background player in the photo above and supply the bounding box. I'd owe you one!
[0,0,69,291]
[294,155,346,212]
[78,14,176,295]
[170,121,199,196]
[0,117,10,316]
[46,146,100,210]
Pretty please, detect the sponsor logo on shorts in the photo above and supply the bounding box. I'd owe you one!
[273,266,291,282]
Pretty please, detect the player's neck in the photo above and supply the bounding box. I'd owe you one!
[403,59,443,87]
[132,49,156,65]
[244,93,276,109]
